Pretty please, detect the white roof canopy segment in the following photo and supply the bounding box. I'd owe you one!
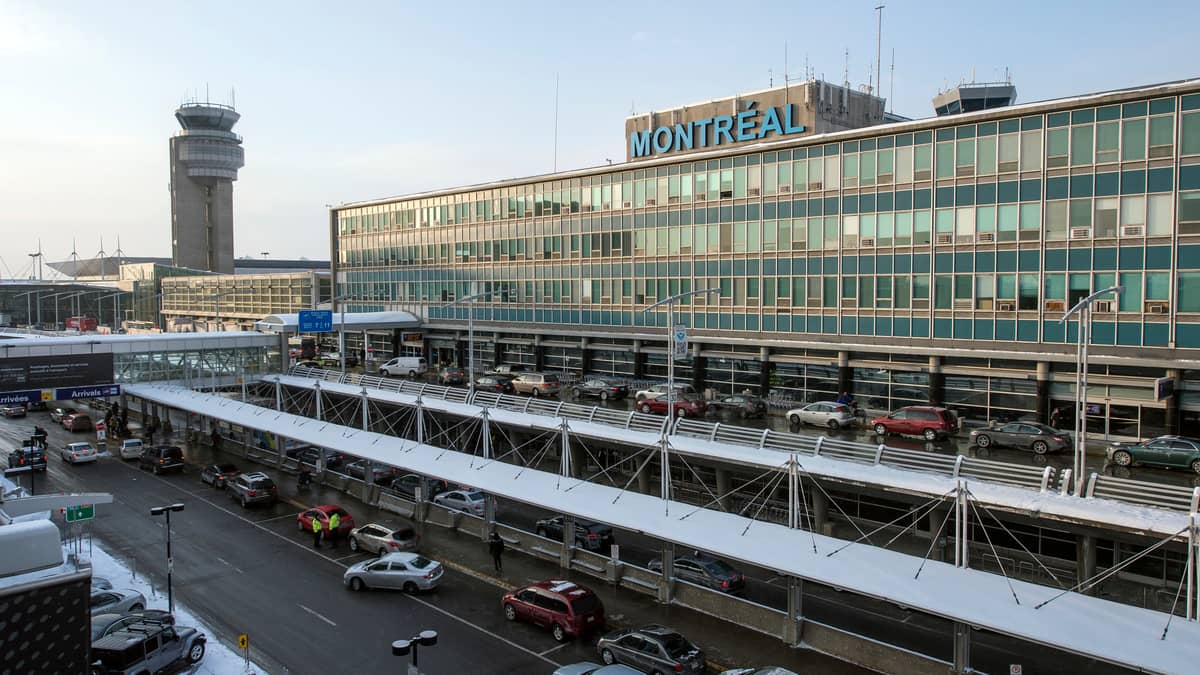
[125,382,1200,673]
[255,311,420,333]
[267,375,1191,539]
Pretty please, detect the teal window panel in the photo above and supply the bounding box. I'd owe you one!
[913,254,930,273]
[935,252,954,272]
[895,254,912,273]
[1020,179,1041,202]
[977,182,997,204]
[995,320,1016,341]
[1045,176,1069,200]
[764,259,777,275]
[1123,101,1148,118]
[706,312,720,328]
[999,119,1020,134]
[1093,247,1117,271]
[1095,172,1119,197]
[1020,116,1042,131]
[998,181,1019,203]
[1096,105,1121,122]
[824,256,839,273]
[1147,167,1174,193]
[822,316,837,334]
[1144,323,1169,346]
[745,314,759,331]
[973,319,994,340]
[1092,321,1115,345]
[775,315,789,332]
[936,187,954,208]
[1181,165,1200,191]
[1018,320,1039,342]
[1047,112,1070,127]
[1068,248,1092,270]
[1044,248,1067,271]
[953,319,973,339]
[843,256,859,274]
[861,255,875,274]
[934,318,953,338]
[1043,321,1065,342]
[842,140,859,152]
[1185,94,1200,111]
[841,316,857,334]
[997,250,1017,272]
[956,125,976,139]
[720,260,733,275]
[1177,324,1200,348]
[1149,98,1175,114]
[955,252,974,271]
[843,195,859,213]
[895,190,913,210]
[878,191,894,211]
[763,201,778,219]
[734,259,747,275]
[861,193,877,212]
[978,122,997,136]
[719,313,733,330]
[1145,246,1172,270]
[824,197,839,214]
[858,317,874,335]
[877,255,893,273]
[912,318,930,337]
[1070,174,1094,198]
[1066,322,1078,343]
[897,133,914,146]
[1179,246,1200,269]
[1018,250,1040,271]
[790,258,804,274]
[694,208,707,224]
[875,318,892,336]
[784,200,799,217]
[807,257,822,274]
[1116,322,1141,346]
[1119,246,1145,270]
[936,128,955,142]
[976,252,996,273]
[956,185,975,206]
[1121,169,1145,195]
[707,260,720,274]
[808,198,822,215]
[894,317,911,336]
[914,189,932,209]
[1071,109,1095,124]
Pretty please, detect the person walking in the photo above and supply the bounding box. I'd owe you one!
[488,531,505,573]
[328,511,341,549]
[311,515,324,549]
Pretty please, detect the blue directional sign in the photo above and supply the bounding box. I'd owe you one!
[0,389,44,405]
[298,309,334,332]
[54,384,121,401]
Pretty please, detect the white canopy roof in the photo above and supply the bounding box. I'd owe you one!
[255,311,421,333]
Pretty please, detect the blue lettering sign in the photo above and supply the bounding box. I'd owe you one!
[673,123,693,152]
[55,384,120,401]
[0,390,43,405]
[694,118,711,148]
[630,130,651,158]
[652,126,673,154]
[713,115,735,145]
[298,309,334,332]
[630,102,807,158]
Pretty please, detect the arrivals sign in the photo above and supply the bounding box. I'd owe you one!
[55,384,121,400]
[630,102,807,159]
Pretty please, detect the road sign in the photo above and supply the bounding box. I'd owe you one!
[64,504,94,522]
[238,634,248,650]
[1155,376,1175,401]
[298,309,334,332]
[1010,665,1023,675]
[0,389,44,405]
[54,384,120,401]
[672,324,688,358]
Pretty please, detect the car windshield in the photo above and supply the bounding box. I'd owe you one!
[332,508,350,517]
[249,479,273,489]
[391,529,415,541]
[658,633,695,658]
[570,593,599,614]
[543,374,560,383]
[409,556,433,569]
[701,559,736,576]
[464,491,484,502]
[218,464,237,472]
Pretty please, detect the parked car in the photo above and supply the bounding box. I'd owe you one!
[90,588,146,615]
[117,439,143,461]
[512,372,563,397]
[970,422,1071,455]
[707,394,768,419]
[2,404,27,418]
[552,664,643,675]
[345,459,398,484]
[63,413,93,432]
[91,611,175,642]
[502,579,606,642]
[871,406,959,441]
[200,463,240,488]
[348,523,420,555]
[635,383,696,401]
[318,351,358,369]
[139,445,184,474]
[1107,435,1200,473]
[787,401,856,430]
[488,364,528,376]
[92,576,114,590]
[297,504,356,536]
[49,406,77,423]
[343,551,443,593]
[379,356,428,377]
[475,375,516,394]
[290,446,345,469]
[432,489,486,516]
[438,367,467,386]
[226,472,278,507]
[637,395,707,418]
[389,473,450,500]
[61,441,99,465]
[535,516,615,551]
[89,619,205,674]
[572,378,629,401]
[647,552,745,593]
[7,444,47,471]
[596,624,705,674]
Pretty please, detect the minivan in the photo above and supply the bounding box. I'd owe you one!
[379,357,427,378]
[139,445,185,474]
[512,372,563,397]
[871,406,959,441]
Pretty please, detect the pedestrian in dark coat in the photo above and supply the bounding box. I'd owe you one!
[488,531,504,573]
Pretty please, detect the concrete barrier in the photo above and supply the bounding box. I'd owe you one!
[800,619,950,675]
[376,492,415,518]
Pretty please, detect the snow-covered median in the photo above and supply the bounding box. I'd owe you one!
[85,543,263,674]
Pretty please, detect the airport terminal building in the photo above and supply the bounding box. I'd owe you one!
[330,78,1200,439]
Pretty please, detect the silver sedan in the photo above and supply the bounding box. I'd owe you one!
[343,552,443,592]
[348,523,419,555]
[90,588,146,615]
[786,402,856,430]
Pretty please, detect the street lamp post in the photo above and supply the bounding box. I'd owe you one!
[443,288,509,396]
[331,294,354,371]
[1060,285,1123,493]
[640,287,721,512]
[149,503,185,613]
[391,630,438,672]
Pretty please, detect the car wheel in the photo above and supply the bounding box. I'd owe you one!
[349,537,359,552]
[601,648,616,665]
[403,581,418,594]
[187,642,205,664]
[298,520,305,532]
[975,434,992,448]
[128,603,143,612]
[789,414,801,426]
[350,577,365,592]
[551,623,567,642]
[676,408,688,418]
[640,403,652,414]
[827,419,840,430]
[503,603,517,621]
[1112,450,1133,467]
[1032,440,1050,455]
[874,423,888,436]
[152,464,160,475]
[379,369,388,376]
[241,496,248,508]
[1191,459,1200,475]
[599,391,609,401]
[923,428,939,442]
[531,388,541,397]
[573,388,582,398]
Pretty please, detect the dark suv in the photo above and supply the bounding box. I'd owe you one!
[871,406,959,441]
[138,446,184,474]
[89,620,206,675]
[7,444,47,472]
[227,471,278,508]
[535,515,615,551]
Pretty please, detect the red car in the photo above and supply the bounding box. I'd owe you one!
[63,413,93,432]
[297,504,356,536]
[502,579,605,642]
[636,395,707,418]
[871,406,959,441]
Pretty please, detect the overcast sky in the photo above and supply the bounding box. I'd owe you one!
[1,0,1196,274]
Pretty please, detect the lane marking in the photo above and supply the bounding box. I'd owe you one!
[298,604,337,627]
[253,513,300,524]
[335,553,370,562]
[538,642,572,657]
[215,557,245,574]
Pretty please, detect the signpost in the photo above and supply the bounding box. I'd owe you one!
[1155,376,1175,402]
[672,324,688,359]
[64,504,95,522]
[298,310,333,333]
[238,633,250,671]
[54,384,121,400]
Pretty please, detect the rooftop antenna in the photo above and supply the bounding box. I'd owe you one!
[874,5,885,97]
[95,236,107,278]
[843,48,850,90]
[70,238,79,281]
[768,67,773,88]
[114,235,126,266]
[889,48,895,114]
[553,73,560,173]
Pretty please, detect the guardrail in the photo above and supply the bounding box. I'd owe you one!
[281,365,1192,514]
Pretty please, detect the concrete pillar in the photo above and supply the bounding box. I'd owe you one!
[837,351,852,395]
[392,328,402,360]
[560,516,576,569]
[492,340,503,367]
[715,467,732,512]
[657,543,675,604]
[783,577,805,645]
[569,443,586,479]
[637,461,652,494]
[1166,369,1183,435]
[1077,534,1097,595]
[811,489,829,535]
[691,353,707,393]
[1036,361,1051,424]
[758,346,771,395]
[952,621,971,674]
[632,339,645,378]
[928,355,944,406]
[580,337,592,375]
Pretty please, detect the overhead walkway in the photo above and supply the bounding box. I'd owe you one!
[126,381,1200,674]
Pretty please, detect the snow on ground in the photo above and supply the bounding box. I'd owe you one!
[84,542,263,675]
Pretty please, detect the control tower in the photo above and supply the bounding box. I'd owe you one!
[169,102,245,274]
